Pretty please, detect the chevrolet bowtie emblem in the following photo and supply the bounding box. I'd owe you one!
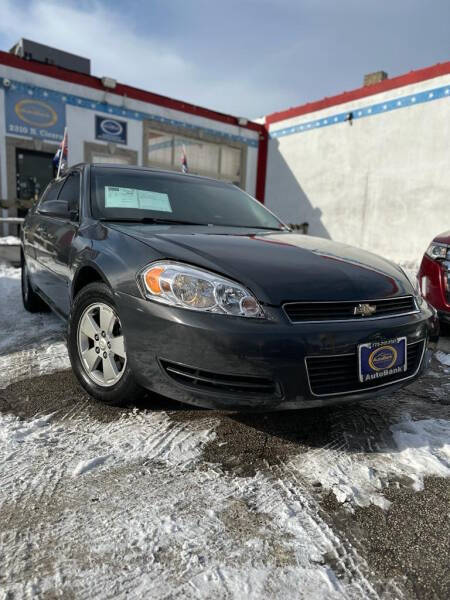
[354,303,377,317]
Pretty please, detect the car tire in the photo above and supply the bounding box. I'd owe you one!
[21,258,49,313]
[68,282,144,406]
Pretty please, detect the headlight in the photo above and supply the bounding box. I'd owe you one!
[139,261,264,318]
[426,242,449,260]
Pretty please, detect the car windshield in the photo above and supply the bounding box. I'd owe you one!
[90,167,284,229]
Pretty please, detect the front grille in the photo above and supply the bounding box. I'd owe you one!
[160,359,281,397]
[305,339,425,397]
[284,296,417,323]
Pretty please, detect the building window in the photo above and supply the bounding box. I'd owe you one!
[91,154,132,165]
[146,129,243,185]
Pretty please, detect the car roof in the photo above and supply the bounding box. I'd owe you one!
[69,162,230,185]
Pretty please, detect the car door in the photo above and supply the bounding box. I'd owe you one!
[29,178,65,301]
[22,182,51,276]
[34,172,81,316]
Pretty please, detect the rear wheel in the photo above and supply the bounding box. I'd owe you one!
[68,282,144,405]
[21,259,49,313]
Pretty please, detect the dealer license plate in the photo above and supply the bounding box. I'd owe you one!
[358,337,407,383]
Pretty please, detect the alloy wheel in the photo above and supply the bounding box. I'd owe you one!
[77,302,127,387]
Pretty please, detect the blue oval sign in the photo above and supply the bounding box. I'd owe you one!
[368,345,397,371]
[15,99,58,127]
[100,119,123,136]
[96,115,127,144]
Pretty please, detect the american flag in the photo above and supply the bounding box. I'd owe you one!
[181,144,188,173]
[53,127,68,177]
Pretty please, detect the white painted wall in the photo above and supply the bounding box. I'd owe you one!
[265,75,450,265]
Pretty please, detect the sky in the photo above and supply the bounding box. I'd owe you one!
[0,0,449,118]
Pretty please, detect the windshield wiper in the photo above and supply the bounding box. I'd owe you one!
[100,217,210,226]
[218,224,286,231]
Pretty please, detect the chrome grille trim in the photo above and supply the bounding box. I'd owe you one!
[283,295,419,324]
[304,338,426,398]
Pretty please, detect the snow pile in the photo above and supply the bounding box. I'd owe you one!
[0,235,20,245]
[390,418,450,489]
[72,454,112,476]
[297,416,450,509]
[0,412,57,446]
[435,351,450,367]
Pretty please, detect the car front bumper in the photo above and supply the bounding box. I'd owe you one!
[116,292,439,411]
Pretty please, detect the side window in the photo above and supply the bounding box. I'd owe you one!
[38,180,64,208]
[58,172,80,210]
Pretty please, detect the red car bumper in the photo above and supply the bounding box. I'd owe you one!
[418,255,450,323]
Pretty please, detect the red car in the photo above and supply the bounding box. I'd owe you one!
[418,231,450,324]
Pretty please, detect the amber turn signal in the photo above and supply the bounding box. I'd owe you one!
[144,266,165,294]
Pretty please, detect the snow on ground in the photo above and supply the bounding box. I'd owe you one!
[0,342,70,389]
[296,416,450,510]
[0,264,65,358]
[0,235,20,245]
[0,262,449,598]
[0,395,378,598]
[435,350,450,366]
[0,263,68,389]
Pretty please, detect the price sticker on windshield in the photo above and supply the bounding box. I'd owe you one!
[105,187,172,212]
[138,190,172,212]
[105,186,138,208]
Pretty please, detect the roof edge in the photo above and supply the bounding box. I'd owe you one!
[266,61,450,125]
[0,50,264,134]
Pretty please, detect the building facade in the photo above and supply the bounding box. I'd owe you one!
[1,42,449,267]
[0,47,267,235]
[264,63,450,265]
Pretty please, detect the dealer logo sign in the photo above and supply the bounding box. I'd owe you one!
[95,115,127,144]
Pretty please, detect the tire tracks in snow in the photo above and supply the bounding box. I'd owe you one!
[1,374,378,599]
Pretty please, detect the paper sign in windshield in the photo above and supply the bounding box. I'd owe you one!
[105,187,172,212]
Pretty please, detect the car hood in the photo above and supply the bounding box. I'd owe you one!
[109,224,412,305]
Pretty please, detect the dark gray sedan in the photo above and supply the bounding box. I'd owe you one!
[21,164,439,410]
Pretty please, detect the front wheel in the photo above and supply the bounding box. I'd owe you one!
[68,282,144,405]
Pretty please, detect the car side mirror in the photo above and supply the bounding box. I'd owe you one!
[39,199,70,219]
